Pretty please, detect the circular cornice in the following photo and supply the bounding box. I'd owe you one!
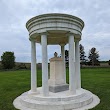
[26,13,84,44]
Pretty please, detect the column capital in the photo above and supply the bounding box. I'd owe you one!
[59,43,66,46]
[29,37,37,42]
[40,31,49,36]
[66,32,75,37]
[75,38,81,42]
[66,32,81,42]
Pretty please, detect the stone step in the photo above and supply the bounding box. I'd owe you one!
[20,92,93,110]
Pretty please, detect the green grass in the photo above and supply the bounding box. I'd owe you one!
[0,68,110,110]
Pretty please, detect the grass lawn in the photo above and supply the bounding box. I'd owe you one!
[0,68,110,110]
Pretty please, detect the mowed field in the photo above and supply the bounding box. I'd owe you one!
[0,68,110,110]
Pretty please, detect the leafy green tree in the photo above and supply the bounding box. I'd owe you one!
[80,44,86,65]
[1,51,15,69]
[65,44,86,66]
[88,47,100,66]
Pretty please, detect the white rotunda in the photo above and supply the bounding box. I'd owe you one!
[13,13,100,110]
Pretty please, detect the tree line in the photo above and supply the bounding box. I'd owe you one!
[80,44,100,66]
[0,45,110,69]
[65,44,100,66]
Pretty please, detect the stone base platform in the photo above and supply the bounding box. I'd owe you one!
[49,84,69,93]
[13,88,100,110]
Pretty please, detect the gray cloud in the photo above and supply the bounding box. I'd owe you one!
[0,0,110,62]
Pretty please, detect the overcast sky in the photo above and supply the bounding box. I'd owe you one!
[0,0,110,62]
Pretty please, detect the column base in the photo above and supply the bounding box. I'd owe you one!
[28,90,39,95]
[49,84,69,93]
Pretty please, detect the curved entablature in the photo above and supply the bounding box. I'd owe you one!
[26,13,84,44]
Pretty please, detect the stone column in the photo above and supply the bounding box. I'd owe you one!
[75,40,81,89]
[69,34,76,94]
[41,34,49,96]
[31,40,37,93]
[61,44,66,83]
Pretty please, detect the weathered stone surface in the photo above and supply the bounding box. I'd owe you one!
[49,56,65,86]
[13,88,100,110]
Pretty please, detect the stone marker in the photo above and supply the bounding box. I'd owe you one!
[49,52,69,92]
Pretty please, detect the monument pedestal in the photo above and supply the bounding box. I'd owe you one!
[49,84,69,93]
[49,53,69,93]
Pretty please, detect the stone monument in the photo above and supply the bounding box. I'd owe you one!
[49,52,69,92]
[13,13,100,110]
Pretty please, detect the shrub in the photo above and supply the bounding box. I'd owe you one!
[1,51,15,69]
